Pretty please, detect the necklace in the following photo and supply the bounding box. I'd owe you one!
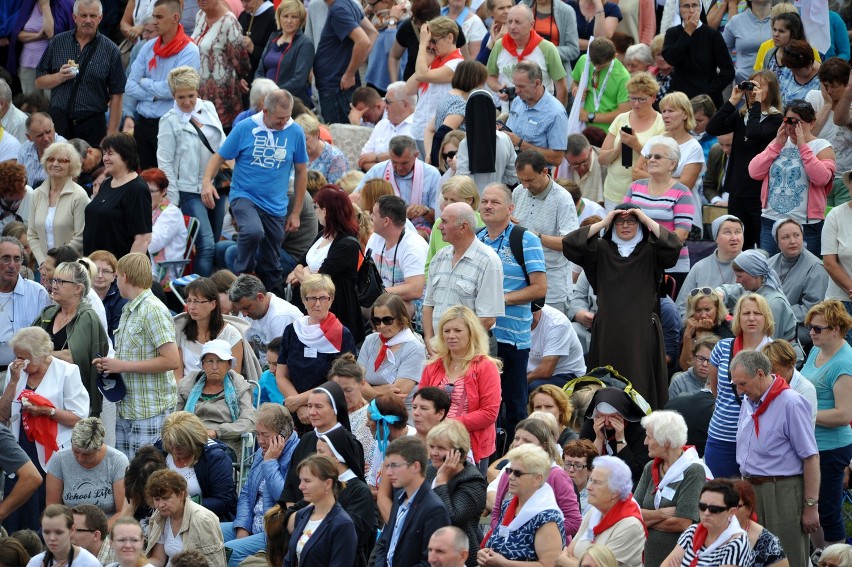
[777,254,800,284]
[0,295,12,312]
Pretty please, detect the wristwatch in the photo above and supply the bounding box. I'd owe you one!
[588,112,596,123]
[805,498,818,507]
[514,139,523,152]
[388,16,398,26]
[49,408,56,417]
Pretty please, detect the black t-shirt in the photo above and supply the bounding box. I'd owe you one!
[83,175,153,259]
[395,19,467,80]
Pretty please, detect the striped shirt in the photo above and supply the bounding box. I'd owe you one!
[477,223,546,349]
[676,524,750,566]
[115,289,177,420]
[36,31,126,118]
[624,179,693,273]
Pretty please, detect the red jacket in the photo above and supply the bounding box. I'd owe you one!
[748,139,836,221]
[420,355,501,462]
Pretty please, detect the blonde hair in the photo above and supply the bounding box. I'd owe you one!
[626,72,660,97]
[770,2,796,17]
[732,294,775,337]
[295,113,319,137]
[441,175,481,210]
[686,288,729,327]
[650,34,665,56]
[161,412,208,467]
[41,142,82,178]
[71,417,105,451]
[116,253,153,289]
[361,179,394,213]
[805,299,852,335]
[167,66,201,94]
[275,0,306,28]
[580,545,618,567]
[338,170,365,194]
[9,327,53,360]
[426,419,472,455]
[300,273,335,302]
[659,91,696,131]
[504,444,550,478]
[427,16,459,41]
[430,305,502,372]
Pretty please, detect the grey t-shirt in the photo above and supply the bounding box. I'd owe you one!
[0,423,29,475]
[45,446,129,514]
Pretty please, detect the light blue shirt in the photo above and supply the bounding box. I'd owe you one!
[387,485,421,567]
[217,118,309,217]
[477,223,545,348]
[356,159,442,211]
[506,91,568,152]
[125,38,200,119]
[0,275,51,365]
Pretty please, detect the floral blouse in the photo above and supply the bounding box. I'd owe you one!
[310,142,349,184]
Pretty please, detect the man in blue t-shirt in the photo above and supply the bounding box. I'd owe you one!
[201,90,308,289]
[314,0,376,124]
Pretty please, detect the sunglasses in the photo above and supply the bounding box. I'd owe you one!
[442,150,457,161]
[698,502,729,514]
[643,153,671,161]
[807,324,832,334]
[690,287,714,297]
[504,467,533,478]
[371,316,396,327]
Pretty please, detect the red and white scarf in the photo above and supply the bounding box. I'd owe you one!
[418,49,463,94]
[292,314,344,353]
[578,495,647,542]
[688,516,746,567]
[651,446,713,509]
[373,328,417,371]
[384,160,424,206]
[501,30,544,63]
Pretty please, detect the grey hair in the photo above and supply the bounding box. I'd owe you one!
[55,261,91,298]
[820,544,852,567]
[567,134,591,156]
[68,138,91,161]
[389,135,418,156]
[730,350,772,379]
[513,60,543,84]
[71,417,105,451]
[264,89,294,113]
[483,182,513,204]
[508,3,534,23]
[641,410,687,449]
[257,403,294,438]
[625,43,654,66]
[73,0,103,15]
[645,135,681,163]
[9,327,54,360]
[455,203,477,230]
[0,236,25,257]
[249,78,278,111]
[41,142,83,178]
[386,81,416,107]
[0,79,11,104]
[228,274,266,302]
[431,526,469,554]
[592,455,633,499]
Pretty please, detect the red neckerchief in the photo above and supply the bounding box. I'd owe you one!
[419,49,463,94]
[319,312,344,352]
[651,445,692,490]
[689,523,710,567]
[501,30,544,63]
[149,25,192,71]
[751,376,790,437]
[481,495,519,547]
[593,496,647,538]
[374,334,391,371]
[731,334,745,359]
[18,390,59,462]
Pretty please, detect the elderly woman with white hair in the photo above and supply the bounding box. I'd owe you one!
[0,326,89,533]
[819,544,852,567]
[233,78,278,126]
[623,134,695,287]
[768,218,829,346]
[27,142,90,266]
[624,43,654,74]
[558,456,645,567]
[479,444,565,567]
[45,417,129,526]
[715,249,798,341]
[633,410,710,566]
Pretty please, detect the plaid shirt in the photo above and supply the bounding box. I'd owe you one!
[115,289,176,420]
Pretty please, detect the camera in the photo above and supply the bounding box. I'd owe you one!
[738,81,755,91]
[500,86,516,101]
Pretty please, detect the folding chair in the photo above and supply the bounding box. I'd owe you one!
[235,379,261,493]
[154,215,200,307]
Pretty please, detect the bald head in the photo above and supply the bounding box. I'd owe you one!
[438,202,477,246]
[507,4,533,41]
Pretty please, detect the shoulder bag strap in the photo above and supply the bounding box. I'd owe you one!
[65,35,101,118]
[188,119,216,155]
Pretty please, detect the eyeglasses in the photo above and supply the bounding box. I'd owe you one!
[690,287,714,297]
[698,502,730,514]
[385,461,412,470]
[96,268,114,275]
[629,96,649,103]
[371,316,396,327]
[504,467,533,478]
[113,538,143,546]
[807,324,832,334]
[0,255,23,265]
[45,157,70,164]
[613,217,638,226]
[694,354,711,364]
[563,462,588,470]
[568,156,591,169]
[305,296,331,304]
[643,153,671,161]
[75,528,95,533]
[442,150,457,161]
[783,117,801,125]
[185,299,213,305]
[49,278,75,286]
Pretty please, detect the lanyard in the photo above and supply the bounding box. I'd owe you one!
[274,36,296,80]
[590,59,616,113]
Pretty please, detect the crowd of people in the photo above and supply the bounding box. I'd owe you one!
[2,0,852,566]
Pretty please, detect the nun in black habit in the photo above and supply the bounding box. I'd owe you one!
[562,204,682,410]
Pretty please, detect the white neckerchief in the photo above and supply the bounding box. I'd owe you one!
[578,495,642,542]
[173,99,206,125]
[293,315,339,353]
[251,112,293,144]
[381,328,417,366]
[499,483,559,537]
[253,1,273,15]
[654,447,712,509]
[339,468,357,481]
[694,516,746,561]
[611,229,644,257]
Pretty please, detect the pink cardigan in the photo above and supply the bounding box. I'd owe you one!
[420,355,501,462]
[747,139,836,221]
[490,464,583,542]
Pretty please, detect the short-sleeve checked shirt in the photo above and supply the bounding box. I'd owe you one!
[36,31,126,118]
[423,238,505,333]
[115,289,177,420]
